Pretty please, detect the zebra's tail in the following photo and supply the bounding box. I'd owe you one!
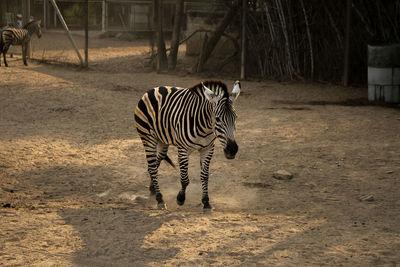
[164,155,175,168]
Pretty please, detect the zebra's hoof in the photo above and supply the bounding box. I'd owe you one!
[157,202,167,210]
[177,192,185,206]
[203,208,212,215]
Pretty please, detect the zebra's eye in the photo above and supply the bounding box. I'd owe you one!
[215,117,221,123]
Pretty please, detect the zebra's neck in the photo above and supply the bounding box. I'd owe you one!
[24,23,37,36]
[198,91,216,133]
[189,84,218,131]
[27,27,35,36]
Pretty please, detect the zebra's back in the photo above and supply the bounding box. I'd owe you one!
[135,85,214,149]
[2,28,28,45]
[135,86,183,145]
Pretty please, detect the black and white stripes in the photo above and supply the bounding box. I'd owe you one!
[134,80,241,211]
[0,20,42,67]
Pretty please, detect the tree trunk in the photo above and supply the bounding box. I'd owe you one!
[196,33,208,73]
[168,0,184,71]
[154,0,167,72]
[196,1,238,72]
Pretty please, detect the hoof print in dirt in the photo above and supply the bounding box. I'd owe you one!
[273,170,294,180]
[203,208,212,215]
[2,203,14,208]
[157,203,167,210]
[134,196,147,203]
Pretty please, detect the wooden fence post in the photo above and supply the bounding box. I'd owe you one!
[84,0,89,68]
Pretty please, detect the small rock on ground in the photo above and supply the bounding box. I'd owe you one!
[360,195,374,202]
[273,170,294,180]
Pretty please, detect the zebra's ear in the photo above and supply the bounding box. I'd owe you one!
[230,80,241,102]
[202,82,218,103]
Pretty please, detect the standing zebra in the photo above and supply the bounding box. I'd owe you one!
[134,80,241,212]
[0,20,42,67]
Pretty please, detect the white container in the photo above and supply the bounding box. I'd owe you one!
[368,44,400,103]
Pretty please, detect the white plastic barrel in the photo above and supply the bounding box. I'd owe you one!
[368,44,400,103]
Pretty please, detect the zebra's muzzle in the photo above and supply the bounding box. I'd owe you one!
[224,140,238,159]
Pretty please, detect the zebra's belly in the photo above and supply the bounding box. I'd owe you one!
[154,128,215,151]
[173,133,215,151]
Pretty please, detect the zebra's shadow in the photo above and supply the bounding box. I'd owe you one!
[59,207,181,266]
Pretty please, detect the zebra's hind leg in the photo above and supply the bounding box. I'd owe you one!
[200,144,214,213]
[142,136,166,209]
[149,142,170,195]
[2,45,9,67]
[156,142,170,168]
[176,148,189,206]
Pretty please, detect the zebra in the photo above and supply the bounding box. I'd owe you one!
[0,20,42,67]
[134,80,241,212]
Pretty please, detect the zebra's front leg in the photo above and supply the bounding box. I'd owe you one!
[200,144,214,212]
[176,148,189,206]
[22,44,28,66]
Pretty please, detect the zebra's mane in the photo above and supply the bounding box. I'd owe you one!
[23,20,40,29]
[189,80,229,98]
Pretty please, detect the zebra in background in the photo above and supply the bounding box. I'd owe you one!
[0,20,42,67]
[135,80,241,212]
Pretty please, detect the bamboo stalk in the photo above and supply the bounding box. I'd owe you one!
[264,2,275,42]
[323,2,343,47]
[275,0,293,79]
[300,0,314,79]
[343,0,351,86]
[241,0,246,80]
[352,2,374,37]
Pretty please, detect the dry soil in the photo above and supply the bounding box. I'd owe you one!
[0,32,399,266]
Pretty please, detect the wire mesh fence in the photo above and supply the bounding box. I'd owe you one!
[2,1,175,69]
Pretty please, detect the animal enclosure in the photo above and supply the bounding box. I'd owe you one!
[1,32,400,265]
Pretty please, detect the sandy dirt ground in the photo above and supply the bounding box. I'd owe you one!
[1,32,400,266]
